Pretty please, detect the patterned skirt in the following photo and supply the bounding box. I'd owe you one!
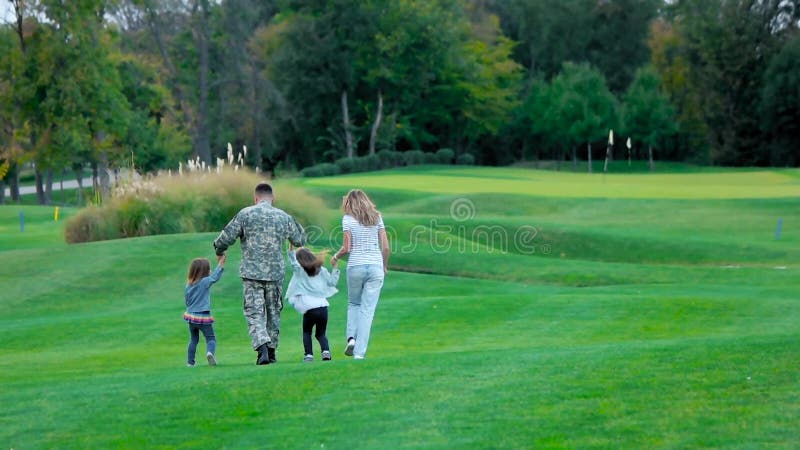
[183,311,215,325]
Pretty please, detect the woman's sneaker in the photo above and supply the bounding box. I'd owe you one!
[321,350,332,361]
[344,338,355,356]
[206,352,217,366]
[303,354,313,362]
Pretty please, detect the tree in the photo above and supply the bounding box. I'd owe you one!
[621,65,677,170]
[647,19,708,162]
[488,0,593,78]
[22,0,132,203]
[668,0,800,165]
[488,0,659,92]
[541,63,617,171]
[524,78,568,165]
[585,0,661,93]
[760,36,800,166]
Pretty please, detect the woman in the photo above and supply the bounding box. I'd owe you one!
[331,189,390,360]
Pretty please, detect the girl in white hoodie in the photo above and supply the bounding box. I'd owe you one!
[286,247,340,362]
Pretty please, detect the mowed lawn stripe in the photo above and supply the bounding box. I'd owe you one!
[304,167,800,199]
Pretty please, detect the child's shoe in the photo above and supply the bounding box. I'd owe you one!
[321,350,332,361]
[187,362,195,367]
[303,354,313,362]
[206,352,217,366]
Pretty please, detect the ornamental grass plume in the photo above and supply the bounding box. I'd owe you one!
[64,169,331,243]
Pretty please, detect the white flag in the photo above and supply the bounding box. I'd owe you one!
[626,137,631,149]
[609,129,614,145]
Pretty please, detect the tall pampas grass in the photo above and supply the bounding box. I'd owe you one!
[65,169,331,243]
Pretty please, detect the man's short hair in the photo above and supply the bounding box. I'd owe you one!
[255,183,273,197]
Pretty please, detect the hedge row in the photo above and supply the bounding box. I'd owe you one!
[300,149,474,177]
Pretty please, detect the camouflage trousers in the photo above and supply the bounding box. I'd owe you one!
[242,279,283,350]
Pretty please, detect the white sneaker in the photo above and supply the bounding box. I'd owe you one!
[321,350,332,361]
[303,354,313,362]
[354,355,365,360]
[206,352,217,366]
[344,338,355,356]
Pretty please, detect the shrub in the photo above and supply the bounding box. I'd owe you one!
[335,157,356,174]
[351,156,370,173]
[63,206,121,243]
[376,150,402,169]
[436,148,455,164]
[317,163,341,177]
[423,152,439,164]
[301,163,341,177]
[403,150,426,166]
[364,154,381,171]
[65,170,332,243]
[456,153,476,165]
[300,166,323,177]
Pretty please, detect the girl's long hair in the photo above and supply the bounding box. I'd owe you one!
[186,258,211,285]
[295,248,325,277]
[342,189,380,226]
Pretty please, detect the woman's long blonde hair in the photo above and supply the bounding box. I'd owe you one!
[342,189,380,226]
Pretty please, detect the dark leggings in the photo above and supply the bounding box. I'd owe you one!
[187,323,216,364]
[302,307,329,355]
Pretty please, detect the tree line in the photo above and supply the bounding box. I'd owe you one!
[1,0,799,203]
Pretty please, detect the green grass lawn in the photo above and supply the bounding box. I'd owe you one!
[2,166,799,448]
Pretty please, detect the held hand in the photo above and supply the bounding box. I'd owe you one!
[217,253,227,266]
[330,255,338,267]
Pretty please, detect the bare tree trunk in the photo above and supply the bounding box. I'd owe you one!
[12,0,26,52]
[9,162,20,201]
[59,169,65,204]
[572,145,577,170]
[34,167,45,205]
[75,167,84,204]
[368,89,383,156]
[603,142,612,173]
[0,179,5,204]
[341,90,354,159]
[648,144,654,171]
[588,142,592,173]
[92,161,99,200]
[98,152,111,202]
[45,169,53,205]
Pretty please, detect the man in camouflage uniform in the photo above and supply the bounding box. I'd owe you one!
[213,183,306,365]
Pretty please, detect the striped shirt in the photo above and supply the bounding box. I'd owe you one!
[342,214,385,267]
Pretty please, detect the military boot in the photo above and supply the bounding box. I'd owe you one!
[267,347,277,364]
[256,344,270,365]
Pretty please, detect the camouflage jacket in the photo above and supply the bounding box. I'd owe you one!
[213,200,306,281]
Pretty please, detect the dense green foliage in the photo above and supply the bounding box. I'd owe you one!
[300,149,468,177]
[1,1,799,205]
[2,166,799,447]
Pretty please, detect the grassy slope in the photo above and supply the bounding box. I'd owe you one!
[2,166,800,448]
